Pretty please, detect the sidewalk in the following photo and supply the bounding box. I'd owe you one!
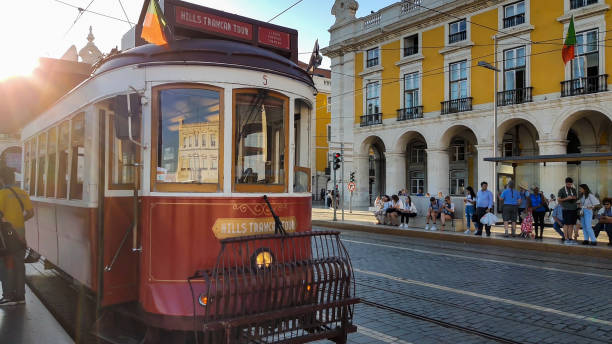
[312,207,612,259]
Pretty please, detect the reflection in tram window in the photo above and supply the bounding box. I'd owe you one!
[110,116,140,188]
[23,141,31,195]
[57,121,70,199]
[29,139,36,196]
[70,113,85,200]
[47,127,57,198]
[156,87,220,186]
[37,132,47,197]
[234,91,286,189]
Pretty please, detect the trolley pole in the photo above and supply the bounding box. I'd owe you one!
[341,143,345,221]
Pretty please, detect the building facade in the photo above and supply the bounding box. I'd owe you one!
[312,68,333,199]
[323,0,612,206]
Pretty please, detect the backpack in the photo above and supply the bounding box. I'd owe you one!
[0,188,27,256]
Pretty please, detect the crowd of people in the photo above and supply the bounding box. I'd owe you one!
[371,177,612,247]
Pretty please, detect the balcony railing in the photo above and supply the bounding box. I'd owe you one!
[570,0,598,10]
[403,46,418,57]
[441,97,472,115]
[561,74,608,97]
[360,113,382,127]
[448,31,466,44]
[497,87,533,106]
[397,106,424,121]
[503,14,525,28]
[401,0,422,14]
[366,57,379,68]
[364,12,382,29]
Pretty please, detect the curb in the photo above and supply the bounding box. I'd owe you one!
[313,220,612,259]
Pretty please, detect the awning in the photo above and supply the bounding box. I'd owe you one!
[484,152,612,164]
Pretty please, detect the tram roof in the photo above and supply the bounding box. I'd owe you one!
[92,38,314,88]
[484,152,612,164]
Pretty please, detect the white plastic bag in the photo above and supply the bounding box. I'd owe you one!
[480,212,499,226]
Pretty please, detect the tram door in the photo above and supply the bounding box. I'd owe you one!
[100,102,141,306]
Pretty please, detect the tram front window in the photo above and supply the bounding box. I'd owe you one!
[153,85,222,192]
[234,91,287,192]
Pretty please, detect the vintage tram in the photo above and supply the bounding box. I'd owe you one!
[20,1,357,342]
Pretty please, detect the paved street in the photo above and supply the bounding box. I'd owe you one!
[315,226,612,344]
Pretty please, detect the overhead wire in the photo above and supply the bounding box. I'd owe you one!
[268,0,304,23]
[117,0,133,28]
[53,0,135,25]
[62,0,96,37]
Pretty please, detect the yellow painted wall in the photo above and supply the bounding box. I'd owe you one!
[381,40,401,120]
[470,9,496,105]
[531,0,564,96]
[354,52,364,123]
[315,92,331,172]
[422,26,444,112]
[606,0,612,81]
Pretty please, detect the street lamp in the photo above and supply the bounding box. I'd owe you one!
[477,37,500,208]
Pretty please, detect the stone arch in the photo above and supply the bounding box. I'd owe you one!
[391,130,431,154]
[553,106,612,141]
[496,117,541,156]
[358,135,387,155]
[357,136,386,204]
[439,124,479,148]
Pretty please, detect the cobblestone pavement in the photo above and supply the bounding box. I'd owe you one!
[314,226,612,344]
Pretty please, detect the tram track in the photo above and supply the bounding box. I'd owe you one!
[357,281,612,344]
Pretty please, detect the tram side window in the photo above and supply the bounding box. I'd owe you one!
[110,115,140,188]
[23,141,31,194]
[29,139,36,196]
[234,91,287,191]
[70,113,85,200]
[154,85,222,192]
[36,132,47,197]
[57,121,70,199]
[46,127,57,198]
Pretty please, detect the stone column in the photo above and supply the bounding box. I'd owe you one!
[537,140,568,197]
[475,143,495,191]
[385,152,407,195]
[426,149,449,195]
[353,155,371,207]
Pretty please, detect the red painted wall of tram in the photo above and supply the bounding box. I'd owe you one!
[138,195,312,316]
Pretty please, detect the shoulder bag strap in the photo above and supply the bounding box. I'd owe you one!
[7,187,25,215]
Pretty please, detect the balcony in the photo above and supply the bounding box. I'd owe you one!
[503,14,525,28]
[366,57,379,68]
[448,31,466,44]
[570,0,598,10]
[401,0,422,14]
[561,74,608,97]
[360,113,382,127]
[497,87,533,106]
[403,46,418,57]
[441,97,472,115]
[397,106,424,121]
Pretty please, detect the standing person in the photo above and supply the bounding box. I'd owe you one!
[440,196,455,231]
[558,177,578,244]
[0,166,34,306]
[475,181,494,237]
[425,197,442,231]
[399,195,417,228]
[518,181,530,223]
[578,184,599,246]
[593,198,612,246]
[499,181,521,237]
[464,186,476,234]
[529,186,548,239]
[551,203,566,243]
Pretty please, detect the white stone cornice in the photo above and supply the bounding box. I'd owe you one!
[557,3,610,23]
[438,41,475,55]
[493,24,535,41]
[395,53,425,67]
[358,65,384,78]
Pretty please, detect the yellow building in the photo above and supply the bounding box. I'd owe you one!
[323,0,612,206]
[174,120,219,183]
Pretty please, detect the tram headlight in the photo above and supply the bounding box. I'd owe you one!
[198,294,208,306]
[252,249,274,269]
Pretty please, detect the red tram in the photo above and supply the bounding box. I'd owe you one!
[20,1,357,342]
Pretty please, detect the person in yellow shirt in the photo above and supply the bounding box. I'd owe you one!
[0,165,33,306]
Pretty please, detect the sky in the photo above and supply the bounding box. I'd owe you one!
[0,0,396,81]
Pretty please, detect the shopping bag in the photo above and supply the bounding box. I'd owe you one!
[480,212,499,226]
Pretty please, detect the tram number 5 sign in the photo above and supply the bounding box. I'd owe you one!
[348,182,356,192]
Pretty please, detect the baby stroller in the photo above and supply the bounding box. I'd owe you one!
[520,212,535,238]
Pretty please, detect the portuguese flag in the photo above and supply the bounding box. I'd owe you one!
[141,0,168,45]
[562,16,576,65]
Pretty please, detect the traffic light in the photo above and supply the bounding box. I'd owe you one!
[333,152,342,170]
[350,172,355,183]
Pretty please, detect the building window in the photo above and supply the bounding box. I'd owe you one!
[23,141,31,195]
[36,132,47,197]
[201,134,207,147]
[449,61,468,100]
[451,139,466,161]
[449,19,467,43]
[410,171,425,195]
[327,124,332,142]
[57,121,69,199]
[572,29,599,79]
[153,84,223,192]
[403,34,418,56]
[503,141,514,157]
[109,116,140,188]
[504,46,526,91]
[503,1,525,28]
[411,142,425,164]
[570,0,598,10]
[70,113,85,200]
[450,170,466,196]
[404,72,420,109]
[366,82,380,115]
[46,127,57,198]
[210,133,216,148]
[327,96,331,112]
[234,90,287,192]
[366,48,379,67]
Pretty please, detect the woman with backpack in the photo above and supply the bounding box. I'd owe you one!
[528,186,548,239]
